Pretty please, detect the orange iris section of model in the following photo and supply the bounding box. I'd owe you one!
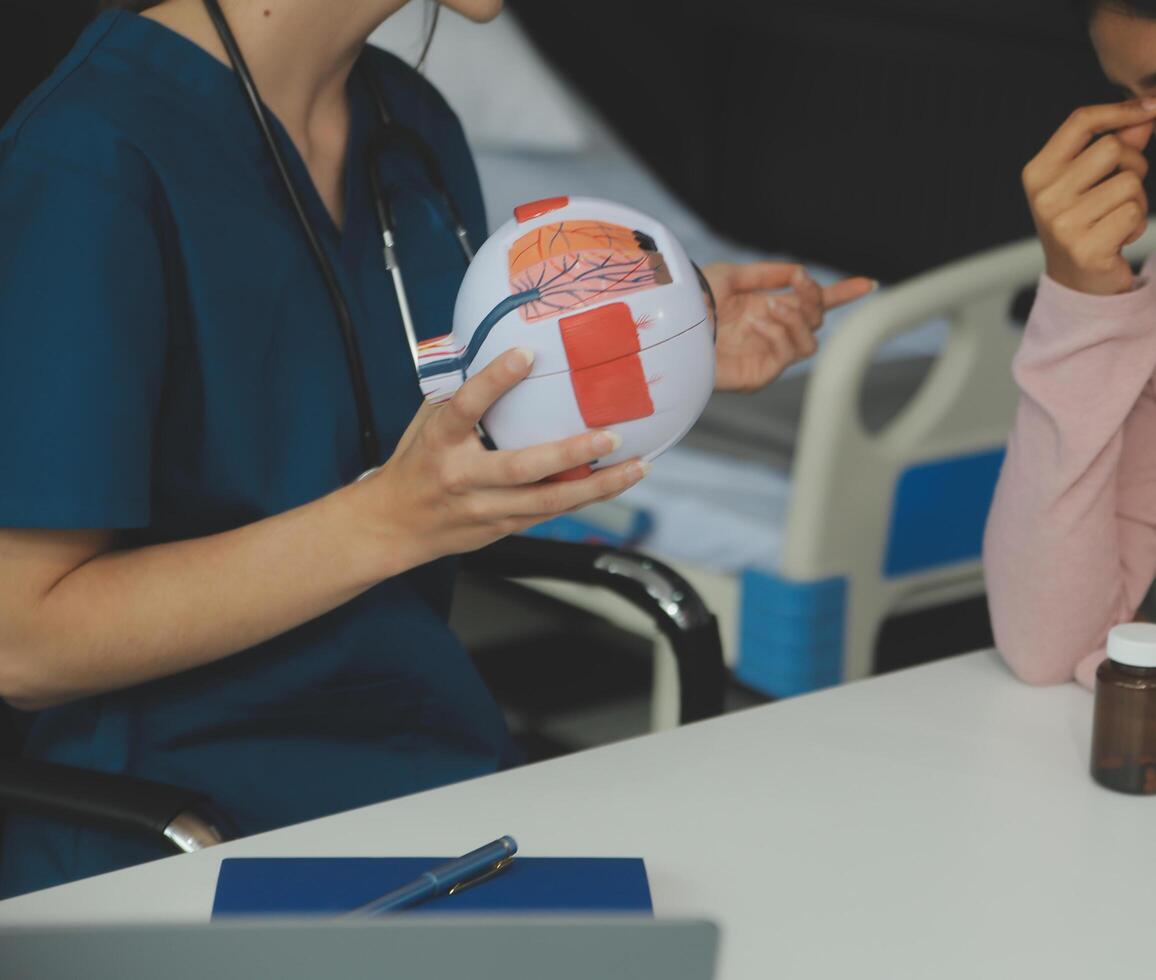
[507,220,672,322]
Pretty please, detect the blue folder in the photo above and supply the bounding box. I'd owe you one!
[212,856,652,918]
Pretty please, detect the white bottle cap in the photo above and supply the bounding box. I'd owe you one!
[1107,623,1156,668]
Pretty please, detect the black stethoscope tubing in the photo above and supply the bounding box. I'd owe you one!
[202,0,473,473]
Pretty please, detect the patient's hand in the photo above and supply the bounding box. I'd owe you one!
[1023,100,1156,296]
[704,262,875,393]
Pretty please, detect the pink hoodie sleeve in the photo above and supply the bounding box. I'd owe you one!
[984,255,1156,688]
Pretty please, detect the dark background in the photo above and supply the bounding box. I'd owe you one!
[2,1,103,117]
[508,0,1123,281]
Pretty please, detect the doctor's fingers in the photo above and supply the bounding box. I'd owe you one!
[764,298,819,356]
[784,269,823,329]
[749,317,795,372]
[707,260,804,294]
[820,276,877,310]
[471,428,624,488]
[394,397,442,456]
[431,348,535,444]
[495,459,647,520]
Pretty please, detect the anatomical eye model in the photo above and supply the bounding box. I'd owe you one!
[418,196,716,472]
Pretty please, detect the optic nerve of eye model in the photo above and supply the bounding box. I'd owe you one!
[418,196,717,472]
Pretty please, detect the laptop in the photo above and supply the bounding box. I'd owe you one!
[0,916,719,980]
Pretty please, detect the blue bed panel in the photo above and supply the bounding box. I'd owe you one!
[736,570,847,698]
[883,448,1005,578]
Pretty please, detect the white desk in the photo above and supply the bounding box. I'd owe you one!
[1,651,1149,979]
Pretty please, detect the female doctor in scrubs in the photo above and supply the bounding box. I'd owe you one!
[0,0,874,896]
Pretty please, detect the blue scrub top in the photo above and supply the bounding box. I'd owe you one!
[0,11,515,898]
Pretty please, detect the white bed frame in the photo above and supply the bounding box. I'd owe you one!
[528,222,1156,728]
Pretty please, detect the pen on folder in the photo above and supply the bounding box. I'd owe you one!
[343,835,518,917]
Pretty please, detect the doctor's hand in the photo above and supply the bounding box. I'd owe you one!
[1024,99,1156,296]
[359,349,647,567]
[704,262,876,393]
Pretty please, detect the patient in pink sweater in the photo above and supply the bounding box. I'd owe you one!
[985,1,1156,687]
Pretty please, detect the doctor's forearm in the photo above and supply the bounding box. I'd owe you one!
[1,352,639,711]
[0,482,416,711]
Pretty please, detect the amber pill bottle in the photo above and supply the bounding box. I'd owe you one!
[1091,623,1156,794]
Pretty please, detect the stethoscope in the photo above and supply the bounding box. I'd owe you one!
[203,0,473,473]
[203,0,718,478]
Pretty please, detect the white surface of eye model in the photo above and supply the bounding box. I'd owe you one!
[418,196,716,472]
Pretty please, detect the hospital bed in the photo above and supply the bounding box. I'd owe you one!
[369,11,1156,719]
[520,224,1156,717]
